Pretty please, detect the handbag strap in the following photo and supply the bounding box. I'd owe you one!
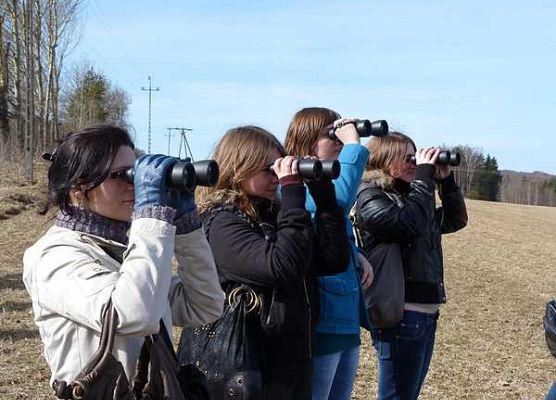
[52,301,119,399]
[159,320,177,360]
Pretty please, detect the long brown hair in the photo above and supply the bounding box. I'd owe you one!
[365,131,416,177]
[198,125,285,220]
[285,107,340,157]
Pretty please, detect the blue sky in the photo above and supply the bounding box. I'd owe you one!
[69,0,556,174]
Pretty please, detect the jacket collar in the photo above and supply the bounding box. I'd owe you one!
[361,169,395,190]
[56,207,130,245]
[360,169,410,195]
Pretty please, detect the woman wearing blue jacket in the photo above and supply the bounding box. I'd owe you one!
[285,107,373,400]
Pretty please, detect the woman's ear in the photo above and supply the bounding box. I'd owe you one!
[310,142,319,158]
[389,165,400,179]
[69,187,85,207]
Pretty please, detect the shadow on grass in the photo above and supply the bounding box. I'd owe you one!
[1,300,31,312]
[0,328,39,341]
[0,272,25,291]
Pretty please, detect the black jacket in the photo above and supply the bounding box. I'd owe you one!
[202,181,349,369]
[355,166,468,304]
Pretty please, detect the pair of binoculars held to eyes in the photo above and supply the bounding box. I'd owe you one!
[328,119,389,140]
[270,159,341,181]
[124,159,220,191]
[409,151,461,167]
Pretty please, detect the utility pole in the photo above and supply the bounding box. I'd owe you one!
[165,127,175,156]
[141,76,159,153]
[24,0,34,181]
[167,127,193,160]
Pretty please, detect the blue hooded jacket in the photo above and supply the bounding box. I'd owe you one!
[306,143,371,335]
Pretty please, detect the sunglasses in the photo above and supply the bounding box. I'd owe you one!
[404,155,416,165]
[261,164,276,174]
[108,169,130,181]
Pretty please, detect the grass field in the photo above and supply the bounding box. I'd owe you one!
[0,164,555,399]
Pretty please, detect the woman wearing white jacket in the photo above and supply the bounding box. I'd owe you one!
[22,125,224,389]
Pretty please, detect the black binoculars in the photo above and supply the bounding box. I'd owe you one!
[125,158,219,191]
[328,119,389,140]
[271,159,341,180]
[409,151,461,167]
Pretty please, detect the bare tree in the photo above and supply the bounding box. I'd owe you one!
[106,85,131,129]
[0,0,81,162]
[43,0,81,143]
[452,145,484,197]
[0,13,11,156]
[6,0,24,151]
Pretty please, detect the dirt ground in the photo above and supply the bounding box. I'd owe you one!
[0,164,555,399]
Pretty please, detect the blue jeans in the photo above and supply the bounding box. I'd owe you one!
[311,346,360,400]
[546,382,556,400]
[370,310,439,400]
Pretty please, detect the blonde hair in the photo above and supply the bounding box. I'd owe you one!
[285,107,340,157]
[366,131,416,177]
[198,126,285,220]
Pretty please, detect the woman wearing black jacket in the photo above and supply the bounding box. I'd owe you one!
[181,125,349,400]
[355,132,467,400]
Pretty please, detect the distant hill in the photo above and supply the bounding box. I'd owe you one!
[498,169,556,206]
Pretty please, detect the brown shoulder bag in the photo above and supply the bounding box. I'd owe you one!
[52,302,187,400]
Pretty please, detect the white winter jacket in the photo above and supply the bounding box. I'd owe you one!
[22,217,224,384]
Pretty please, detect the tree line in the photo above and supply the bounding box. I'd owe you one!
[0,0,130,164]
[449,145,556,207]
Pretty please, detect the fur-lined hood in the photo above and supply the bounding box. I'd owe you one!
[360,169,395,191]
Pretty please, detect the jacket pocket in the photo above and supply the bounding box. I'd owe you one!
[71,261,115,296]
[319,277,359,324]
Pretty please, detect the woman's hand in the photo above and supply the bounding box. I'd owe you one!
[333,118,360,145]
[358,252,374,289]
[273,155,301,181]
[415,147,439,166]
[167,188,196,216]
[134,154,176,210]
[434,164,451,180]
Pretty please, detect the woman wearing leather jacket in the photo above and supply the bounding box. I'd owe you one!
[181,126,349,399]
[355,131,468,400]
[22,125,224,395]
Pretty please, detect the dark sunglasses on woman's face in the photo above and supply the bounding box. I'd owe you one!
[261,164,277,175]
[108,169,130,181]
[404,154,416,165]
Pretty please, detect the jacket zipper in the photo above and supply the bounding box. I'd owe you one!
[303,279,312,359]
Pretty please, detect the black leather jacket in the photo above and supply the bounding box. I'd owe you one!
[355,166,468,304]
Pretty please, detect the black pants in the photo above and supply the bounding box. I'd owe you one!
[263,363,312,400]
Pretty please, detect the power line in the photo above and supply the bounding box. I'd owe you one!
[90,0,145,79]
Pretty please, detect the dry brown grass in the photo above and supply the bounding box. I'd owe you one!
[0,164,555,399]
[353,200,556,400]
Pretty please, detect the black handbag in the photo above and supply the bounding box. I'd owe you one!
[202,206,286,338]
[544,299,556,356]
[351,200,405,328]
[178,284,266,400]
